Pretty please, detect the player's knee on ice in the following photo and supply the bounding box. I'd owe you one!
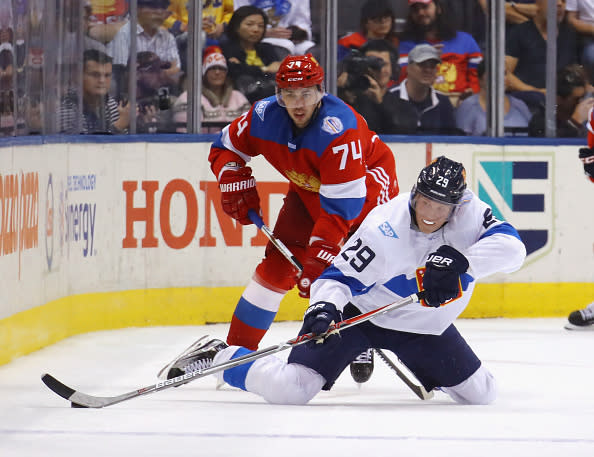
[440,365,496,405]
[245,357,326,405]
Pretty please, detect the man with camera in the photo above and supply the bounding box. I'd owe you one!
[338,40,417,134]
[389,43,458,135]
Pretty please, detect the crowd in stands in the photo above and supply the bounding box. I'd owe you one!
[0,0,593,138]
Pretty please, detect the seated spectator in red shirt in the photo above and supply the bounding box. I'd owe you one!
[221,5,282,103]
[398,0,483,106]
[337,0,400,61]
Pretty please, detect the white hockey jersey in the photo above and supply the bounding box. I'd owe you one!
[310,189,527,335]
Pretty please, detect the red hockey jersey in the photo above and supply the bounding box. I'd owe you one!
[209,94,399,244]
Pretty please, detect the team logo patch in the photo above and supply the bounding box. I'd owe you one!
[378,221,398,238]
[255,100,270,121]
[321,116,343,135]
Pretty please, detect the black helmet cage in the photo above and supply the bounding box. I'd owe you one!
[412,156,467,206]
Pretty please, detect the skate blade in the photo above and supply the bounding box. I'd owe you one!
[564,323,594,331]
[157,335,210,379]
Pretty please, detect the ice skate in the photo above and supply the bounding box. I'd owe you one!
[158,336,228,380]
[350,348,374,384]
[565,302,594,330]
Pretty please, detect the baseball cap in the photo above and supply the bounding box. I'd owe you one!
[408,44,441,64]
[202,48,228,75]
[408,0,433,5]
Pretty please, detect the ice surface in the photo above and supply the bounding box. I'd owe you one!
[1,319,593,456]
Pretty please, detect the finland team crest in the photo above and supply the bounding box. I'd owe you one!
[321,116,343,135]
[473,153,554,261]
[378,221,398,238]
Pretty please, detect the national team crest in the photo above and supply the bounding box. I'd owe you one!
[255,100,270,121]
[378,221,398,238]
[321,116,343,135]
[473,153,554,261]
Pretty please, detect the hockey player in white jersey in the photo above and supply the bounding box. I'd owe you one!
[161,157,526,405]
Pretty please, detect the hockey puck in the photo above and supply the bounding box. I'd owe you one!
[71,402,88,408]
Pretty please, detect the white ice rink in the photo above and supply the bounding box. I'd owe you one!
[1,319,593,457]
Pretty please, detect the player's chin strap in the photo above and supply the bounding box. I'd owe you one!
[41,292,424,408]
[248,209,432,400]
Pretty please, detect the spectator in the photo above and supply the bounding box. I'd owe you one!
[566,0,594,81]
[528,63,594,137]
[0,42,13,92]
[221,5,282,103]
[503,1,537,28]
[135,51,177,133]
[87,0,129,44]
[107,0,181,89]
[399,0,483,106]
[337,0,400,61]
[164,0,234,38]
[389,43,458,135]
[172,47,251,133]
[83,1,108,52]
[59,50,130,134]
[234,0,315,58]
[443,0,487,50]
[338,40,417,134]
[455,60,532,136]
[505,0,578,112]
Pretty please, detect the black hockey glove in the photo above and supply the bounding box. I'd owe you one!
[423,245,469,307]
[579,147,594,180]
[300,301,343,348]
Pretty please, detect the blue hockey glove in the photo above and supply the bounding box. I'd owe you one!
[301,301,343,348]
[423,245,469,307]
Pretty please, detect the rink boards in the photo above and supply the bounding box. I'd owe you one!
[1,136,593,364]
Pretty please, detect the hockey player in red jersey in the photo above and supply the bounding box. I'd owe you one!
[206,53,399,374]
[565,109,594,329]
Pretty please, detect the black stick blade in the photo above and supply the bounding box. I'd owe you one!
[41,373,76,401]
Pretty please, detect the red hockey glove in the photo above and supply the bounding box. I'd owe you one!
[218,167,261,225]
[298,240,341,298]
[579,147,594,181]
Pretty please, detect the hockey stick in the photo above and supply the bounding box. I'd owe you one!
[374,348,434,400]
[41,292,422,408]
[248,210,302,271]
[248,208,430,400]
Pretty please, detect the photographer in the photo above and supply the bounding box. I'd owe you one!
[338,40,417,134]
[528,64,594,138]
[134,51,177,134]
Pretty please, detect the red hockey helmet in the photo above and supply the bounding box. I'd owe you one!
[275,53,325,89]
